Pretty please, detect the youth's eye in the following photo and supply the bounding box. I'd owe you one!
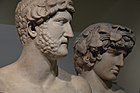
[107,49,121,56]
[120,50,127,57]
[113,51,121,56]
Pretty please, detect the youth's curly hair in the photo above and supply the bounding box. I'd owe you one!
[15,0,75,44]
[73,23,135,74]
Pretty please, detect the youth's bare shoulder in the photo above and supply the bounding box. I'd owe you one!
[71,75,92,93]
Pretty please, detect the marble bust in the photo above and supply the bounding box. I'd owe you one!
[0,0,91,93]
[73,23,135,93]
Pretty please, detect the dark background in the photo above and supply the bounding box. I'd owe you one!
[0,0,140,93]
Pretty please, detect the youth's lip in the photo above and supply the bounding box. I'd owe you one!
[113,66,119,71]
[112,70,120,77]
[112,70,119,74]
[111,67,120,74]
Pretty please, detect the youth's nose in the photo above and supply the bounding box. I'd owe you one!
[116,54,124,68]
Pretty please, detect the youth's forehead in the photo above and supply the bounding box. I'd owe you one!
[107,48,127,54]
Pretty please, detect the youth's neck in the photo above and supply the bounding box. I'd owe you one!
[16,42,58,84]
[81,70,112,93]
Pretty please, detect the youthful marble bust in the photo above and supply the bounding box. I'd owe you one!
[0,0,91,93]
[73,23,135,93]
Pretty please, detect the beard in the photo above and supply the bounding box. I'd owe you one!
[36,30,68,60]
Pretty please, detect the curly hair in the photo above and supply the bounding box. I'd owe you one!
[15,0,75,44]
[73,23,135,74]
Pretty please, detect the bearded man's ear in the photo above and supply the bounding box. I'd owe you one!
[27,22,37,38]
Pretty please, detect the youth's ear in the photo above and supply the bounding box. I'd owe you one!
[27,22,37,38]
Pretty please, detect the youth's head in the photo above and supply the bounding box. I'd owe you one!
[15,0,75,59]
[74,23,135,80]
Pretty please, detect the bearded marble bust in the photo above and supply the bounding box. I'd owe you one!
[73,23,135,93]
[0,0,91,93]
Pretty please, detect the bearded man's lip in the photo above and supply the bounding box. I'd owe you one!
[113,70,119,74]
[61,39,68,44]
[61,42,68,44]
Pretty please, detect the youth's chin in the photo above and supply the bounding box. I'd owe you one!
[99,73,118,81]
[104,74,118,81]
